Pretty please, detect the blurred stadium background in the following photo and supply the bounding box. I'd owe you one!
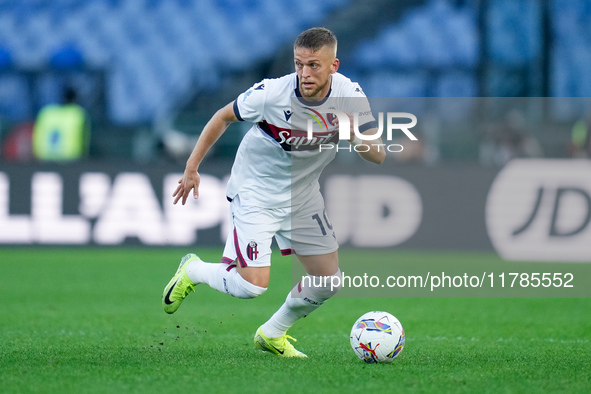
[1,0,591,258]
[0,0,590,163]
[1,5,589,392]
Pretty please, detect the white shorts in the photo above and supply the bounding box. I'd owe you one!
[221,193,339,268]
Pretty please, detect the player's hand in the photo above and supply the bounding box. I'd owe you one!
[172,170,201,205]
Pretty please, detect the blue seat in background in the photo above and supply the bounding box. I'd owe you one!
[17,0,591,121]
[0,45,13,69]
[0,0,352,124]
[49,43,85,69]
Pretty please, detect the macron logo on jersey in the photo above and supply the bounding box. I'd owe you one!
[283,110,292,121]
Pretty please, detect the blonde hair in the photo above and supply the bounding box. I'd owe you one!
[294,27,337,56]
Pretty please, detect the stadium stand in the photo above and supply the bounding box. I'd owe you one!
[344,0,479,97]
[0,0,590,161]
[0,0,350,124]
[551,0,591,97]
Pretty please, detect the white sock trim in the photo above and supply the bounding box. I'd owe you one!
[261,269,342,338]
[233,271,266,299]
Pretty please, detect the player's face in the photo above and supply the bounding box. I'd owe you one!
[294,45,339,100]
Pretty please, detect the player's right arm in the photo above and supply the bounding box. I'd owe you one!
[173,102,238,205]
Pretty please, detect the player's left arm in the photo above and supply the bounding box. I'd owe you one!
[345,84,385,164]
[345,119,385,164]
[354,127,385,164]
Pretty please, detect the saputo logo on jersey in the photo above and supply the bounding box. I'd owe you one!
[303,109,418,153]
[486,159,591,262]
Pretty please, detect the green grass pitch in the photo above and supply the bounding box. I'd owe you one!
[0,247,589,393]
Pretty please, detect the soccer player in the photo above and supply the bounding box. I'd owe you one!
[163,27,385,357]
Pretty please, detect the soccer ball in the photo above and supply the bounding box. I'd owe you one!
[350,311,405,364]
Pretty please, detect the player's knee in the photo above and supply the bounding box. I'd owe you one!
[236,272,267,299]
[303,269,342,300]
[236,266,270,288]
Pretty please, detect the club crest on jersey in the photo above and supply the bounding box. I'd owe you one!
[326,113,338,127]
[246,241,259,260]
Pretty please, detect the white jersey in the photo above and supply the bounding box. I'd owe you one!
[228,72,375,208]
